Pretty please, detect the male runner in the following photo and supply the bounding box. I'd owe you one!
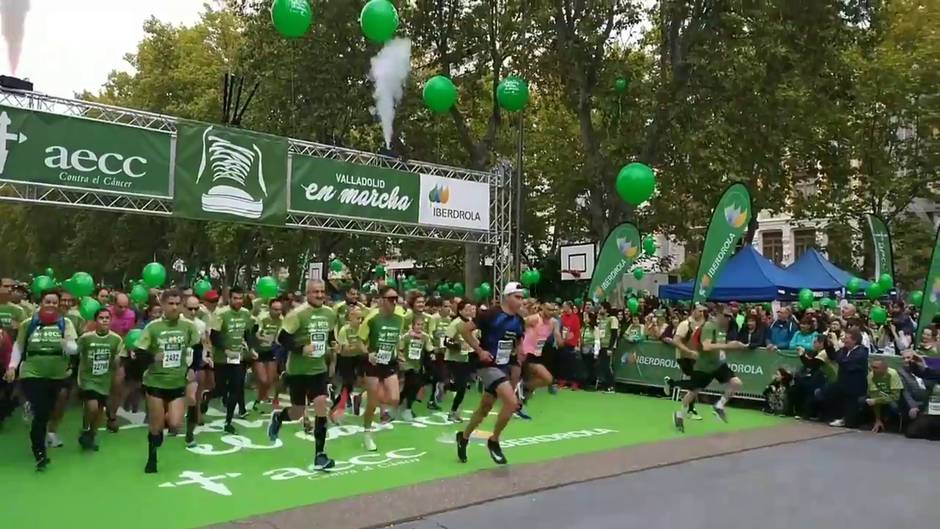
[268,280,337,470]
[358,285,404,451]
[0,280,27,332]
[135,289,200,473]
[182,295,210,446]
[674,305,746,432]
[209,288,255,433]
[333,286,363,334]
[76,308,123,451]
[455,282,525,465]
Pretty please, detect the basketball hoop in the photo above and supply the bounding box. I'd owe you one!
[562,269,582,279]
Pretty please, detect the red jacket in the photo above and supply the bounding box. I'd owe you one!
[560,312,581,348]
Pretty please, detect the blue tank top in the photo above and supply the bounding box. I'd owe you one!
[473,308,525,369]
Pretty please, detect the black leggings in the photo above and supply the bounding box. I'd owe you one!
[20,378,64,459]
[447,361,472,412]
[401,370,423,409]
[214,364,245,424]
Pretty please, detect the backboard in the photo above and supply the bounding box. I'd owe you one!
[560,242,595,281]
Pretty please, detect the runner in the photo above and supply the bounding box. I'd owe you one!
[403,293,442,411]
[518,300,560,418]
[107,292,137,432]
[47,290,85,448]
[76,308,123,451]
[208,287,255,433]
[197,289,220,417]
[398,315,433,421]
[134,288,201,473]
[267,279,337,470]
[332,286,363,333]
[332,306,366,423]
[455,282,526,465]
[0,279,27,332]
[251,298,283,412]
[663,304,707,421]
[357,285,404,452]
[181,295,210,447]
[4,289,79,470]
[673,304,746,433]
[444,300,476,422]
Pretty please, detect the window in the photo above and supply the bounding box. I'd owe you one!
[793,228,817,260]
[762,231,784,264]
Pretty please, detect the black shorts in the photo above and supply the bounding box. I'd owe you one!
[255,349,276,363]
[286,373,329,405]
[677,357,697,377]
[121,356,145,381]
[365,361,398,380]
[190,354,204,371]
[691,364,736,389]
[524,354,545,366]
[79,389,109,403]
[336,355,366,382]
[143,385,186,402]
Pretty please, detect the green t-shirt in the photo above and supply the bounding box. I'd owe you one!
[254,314,281,354]
[251,299,270,318]
[597,316,617,348]
[358,311,404,365]
[582,325,596,346]
[868,368,903,404]
[210,306,254,364]
[15,317,79,379]
[281,303,336,376]
[399,332,432,371]
[136,317,201,390]
[697,320,728,372]
[0,302,26,331]
[445,317,474,363]
[65,308,85,336]
[336,324,365,357]
[77,330,123,395]
[403,310,435,337]
[433,315,451,351]
[334,300,364,331]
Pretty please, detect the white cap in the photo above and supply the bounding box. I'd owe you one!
[502,282,525,296]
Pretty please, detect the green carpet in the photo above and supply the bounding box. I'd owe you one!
[0,390,783,529]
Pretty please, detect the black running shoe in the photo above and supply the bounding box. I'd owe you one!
[456,432,468,463]
[267,411,282,441]
[185,430,195,447]
[487,438,507,465]
[713,406,729,423]
[35,453,50,472]
[313,452,335,471]
[427,401,442,411]
[223,423,236,434]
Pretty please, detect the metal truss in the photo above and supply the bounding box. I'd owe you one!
[0,89,179,132]
[286,213,495,244]
[491,160,515,288]
[0,181,173,215]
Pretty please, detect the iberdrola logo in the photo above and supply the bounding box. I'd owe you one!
[724,203,748,229]
[617,238,638,259]
[428,184,450,204]
[931,277,940,303]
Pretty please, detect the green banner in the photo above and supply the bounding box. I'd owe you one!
[692,183,753,304]
[174,121,288,226]
[0,105,171,197]
[866,213,894,279]
[290,156,419,223]
[916,226,940,345]
[613,340,903,398]
[588,223,641,302]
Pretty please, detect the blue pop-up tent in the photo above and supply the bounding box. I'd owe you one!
[785,248,860,290]
[658,245,842,301]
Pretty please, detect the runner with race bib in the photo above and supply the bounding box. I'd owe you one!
[519,300,560,419]
[398,316,433,422]
[209,288,256,434]
[358,285,405,452]
[76,308,123,452]
[444,300,476,423]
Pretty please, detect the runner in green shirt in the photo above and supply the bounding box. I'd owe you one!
[135,288,201,474]
[445,300,477,422]
[358,285,405,452]
[399,317,433,421]
[6,289,78,470]
[181,295,210,447]
[209,288,256,432]
[267,279,338,471]
[76,307,123,452]
[332,286,364,334]
[404,293,444,411]
[331,306,367,423]
[251,298,284,412]
[0,282,26,332]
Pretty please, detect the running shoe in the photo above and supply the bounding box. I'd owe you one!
[515,406,532,420]
[548,384,558,395]
[313,452,336,471]
[401,409,415,422]
[78,431,97,451]
[487,438,507,465]
[663,376,673,396]
[303,419,313,434]
[223,423,237,434]
[829,418,846,427]
[144,457,157,474]
[363,432,377,452]
[46,432,63,448]
[448,411,463,423]
[605,387,615,394]
[250,400,261,413]
[673,411,685,433]
[237,409,249,419]
[427,400,442,411]
[35,454,51,472]
[185,431,196,448]
[267,411,283,441]
[456,432,468,463]
[688,409,703,421]
[713,407,729,423]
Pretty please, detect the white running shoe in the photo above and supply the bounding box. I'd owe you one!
[363,432,377,452]
[401,409,415,422]
[46,432,64,448]
[829,419,846,427]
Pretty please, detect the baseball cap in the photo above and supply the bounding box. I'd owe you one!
[502,282,525,296]
[202,289,220,302]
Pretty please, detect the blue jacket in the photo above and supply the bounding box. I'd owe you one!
[832,344,870,394]
[788,331,818,351]
[768,319,798,349]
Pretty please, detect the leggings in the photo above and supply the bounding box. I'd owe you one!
[20,378,64,459]
[214,364,245,424]
[447,361,472,412]
[401,369,423,409]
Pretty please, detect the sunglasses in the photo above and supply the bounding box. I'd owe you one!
[384,295,399,301]
[185,307,199,311]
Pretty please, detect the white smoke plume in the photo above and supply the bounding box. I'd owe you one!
[0,0,29,74]
[369,38,411,149]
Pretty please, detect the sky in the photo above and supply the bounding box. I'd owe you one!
[1,0,205,98]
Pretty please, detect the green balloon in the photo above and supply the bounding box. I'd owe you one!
[63,277,78,297]
[71,271,95,298]
[866,282,883,300]
[870,305,888,325]
[194,279,212,297]
[451,282,465,296]
[627,297,639,314]
[633,268,645,280]
[878,273,894,290]
[910,290,924,306]
[124,328,143,350]
[374,264,386,278]
[847,277,862,294]
[79,297,101,321]
[256,276,279,299]
[530,269,541,285]
[643,235,657,255]
[31,275,55,296]
[615,162,656,206]
[614,78,628,93]
[360,0,399,43]
[330,259,344,273]
[423,75,458,114]
[142,262,166,288]
[496,75,530,112]
[798,288,814,306]
[130,284,149,305]
[270,0,313,39]
[44,267,55,279]
[479,282,492,298]
[820,297,834,309]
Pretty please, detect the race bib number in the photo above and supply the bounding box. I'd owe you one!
[225,349,241,365]
[408,341,424,360]
[928,396,940,416]
[91,352,110,376]
[535,339,546,354]
[307,332,328,358]
[162,345,182,369]
[435,331,445,349]
[376,342,394,364]
[598,329,606,340]
[496,340,513,365]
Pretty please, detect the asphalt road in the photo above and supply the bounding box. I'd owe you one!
[389,433,939,529]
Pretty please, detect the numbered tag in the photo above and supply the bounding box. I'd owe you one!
[495,340,513,365]
[163,345,182,368]
[598,329,606,340]
[91,351,110,376]
[928,396,940,416]
[307,332,328,358]
[535,339,546,354]
[376,342,394,364]
[225,349,241,365]
[408,340,424,360]
[435,331,446,349]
